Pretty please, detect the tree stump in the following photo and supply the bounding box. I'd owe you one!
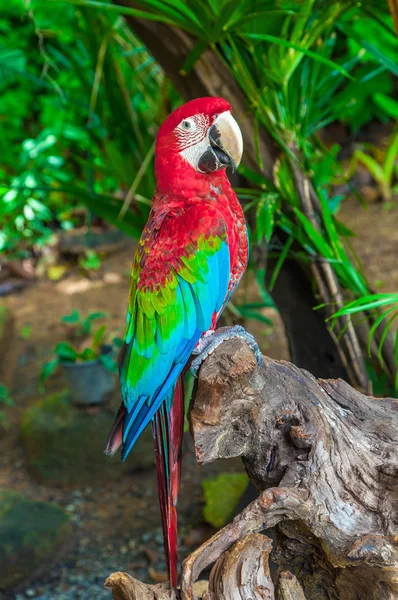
[106,334,398,600]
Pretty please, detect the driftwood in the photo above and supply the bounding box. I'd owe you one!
[106,334,398,599]
[105,535,305,600]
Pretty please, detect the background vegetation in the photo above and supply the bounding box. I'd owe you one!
[1,0,397,395]
[0,1,397,596]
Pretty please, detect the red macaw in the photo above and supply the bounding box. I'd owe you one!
[105,97,261,586]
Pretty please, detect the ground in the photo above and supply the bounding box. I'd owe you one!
[0,198,396,600]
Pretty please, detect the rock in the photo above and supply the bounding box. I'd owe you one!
[0,304,15,387]
[21,392,154,486]
[0,490,71,590]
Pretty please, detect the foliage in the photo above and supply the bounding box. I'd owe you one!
[60,308,108,336]
[331,293,398,392]
[78,249,102,272]
[40,310,123,388]
[202,472,248,528]
[1,0,397,389]
[1,129,72,258]
[345,130,398,203]
[0,0,176,259]
[0,383,14,428]
[83,0,397,389]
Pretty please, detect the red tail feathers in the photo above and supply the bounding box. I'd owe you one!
[104,404,125,456]
[153,376,184,588]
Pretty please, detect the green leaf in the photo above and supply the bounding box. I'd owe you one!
[27,198,52,220]
[294,208,333,259]
[0,46,26,87]
[78,348,98,361]
[269,235,293,290]
[85,311,108,326]
[20,324,32,340]
[92,324,107,352]
[45,185,145,239]
[237,165,276,191]
[377,312,397,366]
[354,150,386,185]
[384,133,398,183]
[55,342,78,361]
[79,249,101,271]
[367,306,398,357]
[49,0,201,34]
[61,309,81,325]
[211,0,243,37]
[112,336,124,349]
[373,93,398,119]
[0,384,14,407]
[243,33,354,80]
[256,193,279,243]
[339,22,398,77]
[39,357,60,389]
[332,294,398,318]
[99,353,118,373]
[203,473,249,528]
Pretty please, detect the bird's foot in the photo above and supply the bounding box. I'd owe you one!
[190,325,262,377]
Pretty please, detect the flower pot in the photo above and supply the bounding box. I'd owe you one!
[60,346,115,406]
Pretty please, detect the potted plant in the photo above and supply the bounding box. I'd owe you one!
[40,310,122,406]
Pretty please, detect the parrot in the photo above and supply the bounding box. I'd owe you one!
[105,97,261,587]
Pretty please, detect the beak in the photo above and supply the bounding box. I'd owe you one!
[208,111,243,172]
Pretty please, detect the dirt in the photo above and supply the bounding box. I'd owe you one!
[0,197,396,598]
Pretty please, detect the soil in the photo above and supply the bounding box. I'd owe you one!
[0,197,396,599]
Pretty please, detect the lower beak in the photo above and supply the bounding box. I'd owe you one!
[208,111,243,172]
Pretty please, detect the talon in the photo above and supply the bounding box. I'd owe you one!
[190,325,262,376]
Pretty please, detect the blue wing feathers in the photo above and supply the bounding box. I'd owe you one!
[120,237,231,460]
[121,353,196,460]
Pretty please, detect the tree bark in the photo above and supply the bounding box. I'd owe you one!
[106,335,398,600]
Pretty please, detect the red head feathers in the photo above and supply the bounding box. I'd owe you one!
[157,97,231,139]
[154,97,242,197]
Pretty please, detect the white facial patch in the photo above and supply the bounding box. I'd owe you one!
[175,114,208,152]
[180,137,213,173]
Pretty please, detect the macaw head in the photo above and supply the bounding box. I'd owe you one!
[155,97,243,195]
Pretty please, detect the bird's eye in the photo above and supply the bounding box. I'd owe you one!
[182,121,191,130]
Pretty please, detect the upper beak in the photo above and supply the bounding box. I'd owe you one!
[208,111,243,172]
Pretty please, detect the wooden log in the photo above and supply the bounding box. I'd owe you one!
[106,334,398,599]
[182,335,398,599]
[105,534,295,600]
